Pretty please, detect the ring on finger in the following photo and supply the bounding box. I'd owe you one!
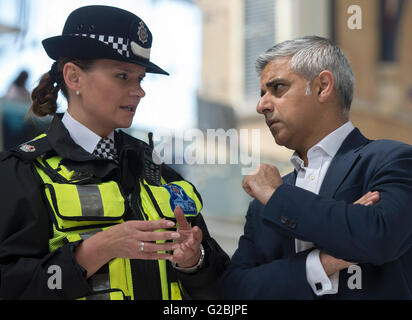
[139,241,145,252]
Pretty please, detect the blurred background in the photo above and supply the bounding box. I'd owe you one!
[1,0,411,256]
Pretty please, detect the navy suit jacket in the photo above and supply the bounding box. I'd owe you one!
[220,128,412,299]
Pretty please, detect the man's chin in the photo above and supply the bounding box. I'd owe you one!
[272,131,292,150]
[271,130,283,146]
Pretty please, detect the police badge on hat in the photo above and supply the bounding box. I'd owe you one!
[138,21,148,44]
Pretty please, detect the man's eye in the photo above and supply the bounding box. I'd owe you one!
[273,83,288,96]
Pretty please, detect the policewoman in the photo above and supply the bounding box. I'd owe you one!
[0,5,228,300]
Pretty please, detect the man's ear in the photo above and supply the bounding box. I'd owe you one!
[317,70,334,103]
[62,62,82,93]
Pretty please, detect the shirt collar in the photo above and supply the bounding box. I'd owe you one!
[62,111,114,154]
[290,121,355,171]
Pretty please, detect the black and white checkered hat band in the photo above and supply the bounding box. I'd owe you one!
[73,33,131,58]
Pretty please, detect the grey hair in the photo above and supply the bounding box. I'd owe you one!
[256,36,355,115]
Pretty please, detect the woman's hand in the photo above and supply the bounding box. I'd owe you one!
[170,206,203,268]
[75,219,180,278]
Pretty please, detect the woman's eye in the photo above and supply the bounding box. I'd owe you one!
[117,73,128,80]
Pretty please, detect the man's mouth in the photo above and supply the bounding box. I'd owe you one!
[266,119,279,128]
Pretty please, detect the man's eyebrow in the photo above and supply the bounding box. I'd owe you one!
[265,78,288,88]
[260,78,289,97]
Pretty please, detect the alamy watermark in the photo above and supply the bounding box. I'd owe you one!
[47,265,62,290]
[347,5,362,30]
[347,265,362,290]
[151,128,261,176]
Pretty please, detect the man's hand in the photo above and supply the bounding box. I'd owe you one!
[242,163,283,205]
[171,206,203,268]
[353,190,380,206]
[319,190,380,276]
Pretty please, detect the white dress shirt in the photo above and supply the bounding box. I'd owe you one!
[61,111,114,153]
[290,121,355,296]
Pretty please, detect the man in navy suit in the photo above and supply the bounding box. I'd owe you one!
[220,36,412,299]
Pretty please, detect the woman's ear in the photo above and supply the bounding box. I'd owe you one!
[62,62,82,94]
[317,70,335,103]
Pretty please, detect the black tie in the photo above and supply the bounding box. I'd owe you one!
[92,137,118,161]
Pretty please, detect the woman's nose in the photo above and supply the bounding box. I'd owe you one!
[130,85,145,98]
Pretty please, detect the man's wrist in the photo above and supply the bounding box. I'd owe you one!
[319,251,354,276]
[307,249,339,295]
[172,244,205,273]
[261,187,278,206]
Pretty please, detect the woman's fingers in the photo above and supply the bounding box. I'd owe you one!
[130,219,175,231]
[138,251,174,261]
[137,240,179,253]
[138,230,180,242]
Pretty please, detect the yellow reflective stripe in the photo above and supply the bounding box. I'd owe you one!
[100,182,125,215]
[170,282,182,300]
[109,291,125,300]
[109,258,129,299]
[140,182,162,220]
[34,160,53,183]
[50,184,83,218]
[158,259,169,300]
[66,233,82,243]
[33,133,47,140]
[49,225,69,251]
[124,258,134,300]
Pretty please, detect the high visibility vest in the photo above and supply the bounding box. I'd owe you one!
[32,137,203,300]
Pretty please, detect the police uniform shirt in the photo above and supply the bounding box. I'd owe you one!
[61,111,115,155]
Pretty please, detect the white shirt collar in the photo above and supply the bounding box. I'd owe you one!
[290,121,355,171]
[61,111,114,154]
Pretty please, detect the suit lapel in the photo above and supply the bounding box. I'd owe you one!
[318,128,370,198]
[282,170,297,186]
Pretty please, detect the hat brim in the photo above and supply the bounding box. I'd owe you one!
[42,35,169,75]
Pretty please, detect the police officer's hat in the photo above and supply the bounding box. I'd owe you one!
[42,5,168,75]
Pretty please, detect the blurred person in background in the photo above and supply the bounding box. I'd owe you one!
[5,70,31,103]
[0,5,228,300]
[220,36,412,299]
[2,70,35,150]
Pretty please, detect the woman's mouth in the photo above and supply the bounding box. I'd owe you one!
[120,105,136,114]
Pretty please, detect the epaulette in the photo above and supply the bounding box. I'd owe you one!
[8,135,53,161]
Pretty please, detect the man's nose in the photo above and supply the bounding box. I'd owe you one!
[256,93,273,114]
